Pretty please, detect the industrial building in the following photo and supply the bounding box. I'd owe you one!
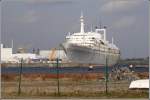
[1,43,69,63]
[1,43,40,63]
[1,44,13,63]
[12,53,38,61]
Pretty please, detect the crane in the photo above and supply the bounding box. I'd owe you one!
[49,48,56,61]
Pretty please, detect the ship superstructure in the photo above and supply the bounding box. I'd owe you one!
[62,13,120,66]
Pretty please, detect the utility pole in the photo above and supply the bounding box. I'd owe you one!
[56,58,60,96]
[18,58,23,95]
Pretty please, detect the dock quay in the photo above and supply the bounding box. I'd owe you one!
[1,62,105,67]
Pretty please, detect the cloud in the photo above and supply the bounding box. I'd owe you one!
[112,16,136,29]
[18,10,39,23]
[4,0,74,4]
[100,0,143,13]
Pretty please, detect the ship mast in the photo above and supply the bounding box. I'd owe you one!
[112,37,114,44]
[80,12,85,33]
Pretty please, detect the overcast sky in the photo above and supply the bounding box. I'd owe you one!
[1,0,149,59]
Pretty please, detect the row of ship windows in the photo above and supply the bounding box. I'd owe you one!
[95,51,120,55]
[67,39,94,41]
[67,37,96,40]
[94,49,120,54]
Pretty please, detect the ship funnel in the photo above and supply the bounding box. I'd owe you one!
[80,12,85,33]
[95,28,106,41]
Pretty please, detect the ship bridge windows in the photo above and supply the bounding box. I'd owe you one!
[100,40,104,45]
[92,37,95,39]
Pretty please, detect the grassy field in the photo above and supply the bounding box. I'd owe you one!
[2,90,149,99]
[1,73,149,99]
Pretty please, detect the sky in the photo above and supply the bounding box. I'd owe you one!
[1,0,149,59]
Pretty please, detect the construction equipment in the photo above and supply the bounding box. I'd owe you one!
[49,48,56,61]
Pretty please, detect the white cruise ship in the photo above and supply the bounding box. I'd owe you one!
[62,14,120,66]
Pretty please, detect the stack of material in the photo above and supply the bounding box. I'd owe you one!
[129,79,149,89]
[110,66,139,81]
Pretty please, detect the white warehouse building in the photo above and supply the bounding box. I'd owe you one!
[1,44,41,63]
[39,50,50,58]
[1,44,13,62]
[1,43,69,63]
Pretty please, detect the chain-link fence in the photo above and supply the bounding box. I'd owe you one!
[1,65,149,98]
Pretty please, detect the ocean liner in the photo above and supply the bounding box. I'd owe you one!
[62,14,120,66]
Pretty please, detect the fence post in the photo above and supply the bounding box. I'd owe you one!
[105,55,108,94]
[56,58,60,96]
[18,58,23,95]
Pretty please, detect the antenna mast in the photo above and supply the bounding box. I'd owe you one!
[99,21,102,29]
[11,40,13,52]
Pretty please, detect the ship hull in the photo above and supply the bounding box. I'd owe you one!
[62,42,120,66]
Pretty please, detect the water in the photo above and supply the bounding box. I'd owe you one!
[1,66,149,74]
